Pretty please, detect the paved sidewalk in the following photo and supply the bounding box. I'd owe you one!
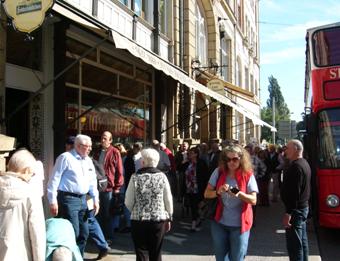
[84,201,321,261]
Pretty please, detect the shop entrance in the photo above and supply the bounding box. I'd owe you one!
[5,88,30,148]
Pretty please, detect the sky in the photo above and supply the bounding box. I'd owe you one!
[259,0,340,122]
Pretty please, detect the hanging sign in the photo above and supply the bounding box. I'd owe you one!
[3,0,54,33]
[207,78,225,96]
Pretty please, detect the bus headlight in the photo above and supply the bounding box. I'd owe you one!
[326,194,340,208]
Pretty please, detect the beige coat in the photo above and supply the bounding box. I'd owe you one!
[0,171,46,261]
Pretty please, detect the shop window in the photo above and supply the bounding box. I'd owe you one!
[100,51,133,75]
[6,27,42,70]
[79,90,148,144]
[66,37,97,61]
[82,63,117,94]
[65,57,79,85]
[136,67,152,83]
[65,87,79,132]
[119,75,148,101]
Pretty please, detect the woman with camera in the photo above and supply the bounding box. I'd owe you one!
[204,145,258,261]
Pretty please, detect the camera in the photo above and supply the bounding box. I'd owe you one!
[229,186,240,194]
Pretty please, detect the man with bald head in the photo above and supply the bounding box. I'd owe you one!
[94,131,124,242]
[280,139,311,261]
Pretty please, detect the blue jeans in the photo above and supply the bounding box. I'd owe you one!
[285,207,309,261]
[112,204,132,229]
[210,221,250,261]
[124,205,131,227]
[97,191,116,239]
[88,210,109,251]
[57,193,89,256]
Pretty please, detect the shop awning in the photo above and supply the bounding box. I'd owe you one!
[52,3,276,132]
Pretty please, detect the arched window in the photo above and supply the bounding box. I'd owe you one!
[195,3,207,66]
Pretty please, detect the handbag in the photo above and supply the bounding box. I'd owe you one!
[200,169,222,220]
[200,197,218,220]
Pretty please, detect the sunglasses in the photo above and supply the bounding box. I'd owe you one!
[226,157,240,163]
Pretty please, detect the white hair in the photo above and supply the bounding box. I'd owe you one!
[52,247,72,261]
[74,134,92,146]
[7,149,36,173]
[141,148,160,168]
[289,139,304,152]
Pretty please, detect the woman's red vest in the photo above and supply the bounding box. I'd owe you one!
[214,168,253,233]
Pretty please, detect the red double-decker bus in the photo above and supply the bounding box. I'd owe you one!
[304,23,340,228]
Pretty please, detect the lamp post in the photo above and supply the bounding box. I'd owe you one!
[272,96,275,143]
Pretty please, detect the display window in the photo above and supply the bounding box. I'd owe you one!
[64,33,152,146]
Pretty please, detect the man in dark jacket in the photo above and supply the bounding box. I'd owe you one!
[94,131,124,241]
[208,141,221,176]
[264,144,280,202]
[281,139,311,261]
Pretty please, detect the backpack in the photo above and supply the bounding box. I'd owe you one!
[92,159,108,192]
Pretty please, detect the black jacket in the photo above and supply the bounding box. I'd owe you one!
[280,158,311,214]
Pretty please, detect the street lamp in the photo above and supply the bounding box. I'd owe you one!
[272,97,275,143]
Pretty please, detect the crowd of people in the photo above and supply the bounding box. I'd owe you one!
[0,131,310,261]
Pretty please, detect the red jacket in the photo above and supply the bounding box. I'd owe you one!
[162,147,176,172]
[215,168,253,233]
[94,145,124,192]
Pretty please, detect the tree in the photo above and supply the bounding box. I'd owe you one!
[261,75,291,142]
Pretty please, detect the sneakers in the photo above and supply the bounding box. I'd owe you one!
[96,249,108,260]
[190,221,197,232]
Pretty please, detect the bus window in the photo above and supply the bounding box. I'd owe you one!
[313,26,340,67]
[318,109,340,168]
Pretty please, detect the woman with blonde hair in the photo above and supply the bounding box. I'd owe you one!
[204,144,258,261]
[0,149,46,261]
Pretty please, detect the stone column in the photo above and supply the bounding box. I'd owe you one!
[0,6,6,133]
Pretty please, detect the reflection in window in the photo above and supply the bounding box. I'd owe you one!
[119,0,129,6]
[65,87,79,132]
[313,27,340,67]
[318,109,340,168]
[66,37,97,61]
[65,88,149,145]
[82,63,117,94]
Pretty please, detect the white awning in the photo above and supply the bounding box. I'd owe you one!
[111,31,276,132]
[52,3,276,132]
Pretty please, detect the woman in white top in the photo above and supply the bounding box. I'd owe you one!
[0,149,45,261]
[125,148,173,261]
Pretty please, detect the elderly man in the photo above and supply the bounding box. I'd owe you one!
[152,140,171,173]
[47,134,99,256]
[93,131,124,241]
[280,139,311,261]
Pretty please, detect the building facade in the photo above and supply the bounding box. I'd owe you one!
[0,0,268,175]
